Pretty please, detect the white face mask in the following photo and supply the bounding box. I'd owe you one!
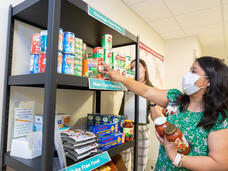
[182,72,202,95]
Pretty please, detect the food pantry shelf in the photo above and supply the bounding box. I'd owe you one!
[12,0,137,48]
[8,73,126,91]
[4,141,135,171]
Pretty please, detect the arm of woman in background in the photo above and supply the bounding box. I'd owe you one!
[101,62,169,108]
[163,128,228,171]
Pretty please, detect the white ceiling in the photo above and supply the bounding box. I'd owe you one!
[122,0,228,61]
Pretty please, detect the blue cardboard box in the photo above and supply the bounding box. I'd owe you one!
[99,133,125,151]
[91,123,118,137]
[87,113,95,131]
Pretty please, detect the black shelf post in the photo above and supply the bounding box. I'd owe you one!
[133,36,140,171]
[95,91,101,113]
[41,0,61,170]
[0,5,14,171]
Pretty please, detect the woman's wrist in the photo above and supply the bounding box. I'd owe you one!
[172,153,184,168]
[170,151,178,162]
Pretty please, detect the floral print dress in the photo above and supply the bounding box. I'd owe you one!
[154,89,228,171]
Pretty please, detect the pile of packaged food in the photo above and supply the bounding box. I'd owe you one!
[87,113,131,151]
[61,129,101,162]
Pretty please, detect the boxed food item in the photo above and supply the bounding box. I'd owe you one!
[56,114,71,128]
[110,115,127,133]
[34,114,71,131]
[91,123,118,137]
[33,114,42,132]
[99,133,125,151]
[101,114,112,125]
[94,113,102,126]
[87,113,95,131]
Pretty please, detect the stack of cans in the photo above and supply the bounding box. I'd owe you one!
[74,38,83,77]
[93,47,104,79]
[102,34,112,79]
[29,28,64,74]
[63,32,75,75]
[30,34,40,73]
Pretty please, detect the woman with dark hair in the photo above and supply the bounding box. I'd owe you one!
[101,56,228,170]
[120,59,161,170]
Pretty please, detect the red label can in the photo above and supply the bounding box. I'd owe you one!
[30,34,40,54]
[39,52,46,72]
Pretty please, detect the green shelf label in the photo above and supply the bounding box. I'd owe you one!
[88,6,125,35]
[89,78,126,91]
[61,152,111,171]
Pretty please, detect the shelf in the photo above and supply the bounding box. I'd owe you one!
[5,141,134,171]
[12,0,137,48]
[8,73,88,89]
[8,73,126,91]
[5,153,41,171]
[107,140,135,157]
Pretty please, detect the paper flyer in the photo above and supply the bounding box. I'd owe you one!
[13,108,33,138]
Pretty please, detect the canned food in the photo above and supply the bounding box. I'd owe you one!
[93,47,104,58]
[125,56,131,70]
[30,34,40,54]
[75,37,83,45]
[74,58,82,65]
[101,34,112,50]
[39,52,46,72]
[97,58,104,80]
[63,32,75,54]
[29,54,40,73]
[74,71,82,77]
[82,43,86,52]
[104,49,113,67]
[74,64,82,72]
[130,70,135,79]
[126,69,131,78]
[40,30,48,53]
[58,51,63,73]
[88,53,93,59]
[83,58,97,78]
[62,53,75,74]
[75,49,83,56]
[112,52,120,70]
[58,28,64,52]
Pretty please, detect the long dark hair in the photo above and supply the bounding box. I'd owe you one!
[179,56,228,130]
[131,59,152,85]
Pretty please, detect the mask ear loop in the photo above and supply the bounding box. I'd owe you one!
[199,76,210,88]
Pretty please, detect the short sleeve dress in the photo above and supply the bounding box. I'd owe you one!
[154,89,228,171]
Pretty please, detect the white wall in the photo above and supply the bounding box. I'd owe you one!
[164,36,202,90]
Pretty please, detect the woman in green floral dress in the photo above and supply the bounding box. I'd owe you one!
[101,56,228,170]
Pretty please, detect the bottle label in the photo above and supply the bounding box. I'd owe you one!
[177,134,189,153]
[124,127,133,138]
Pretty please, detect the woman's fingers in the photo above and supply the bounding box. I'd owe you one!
[155,131,164,145]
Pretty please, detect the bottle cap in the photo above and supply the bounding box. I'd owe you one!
[154,117,167,125]
[164,124,177,135]
[124,120,132,123]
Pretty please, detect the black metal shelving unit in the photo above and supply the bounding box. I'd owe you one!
[0,0,140,170]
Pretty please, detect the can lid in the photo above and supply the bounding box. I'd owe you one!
[154,117,167,125]
[124,120,132,123]
[164,124,176,135]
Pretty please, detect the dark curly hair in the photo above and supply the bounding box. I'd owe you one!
[178,56,228,130]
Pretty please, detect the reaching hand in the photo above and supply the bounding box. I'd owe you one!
[99,62,124,82]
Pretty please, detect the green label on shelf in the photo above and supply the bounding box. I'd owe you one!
[62,152,111,171]
[88,6,125,35]
[89,78,127,91]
